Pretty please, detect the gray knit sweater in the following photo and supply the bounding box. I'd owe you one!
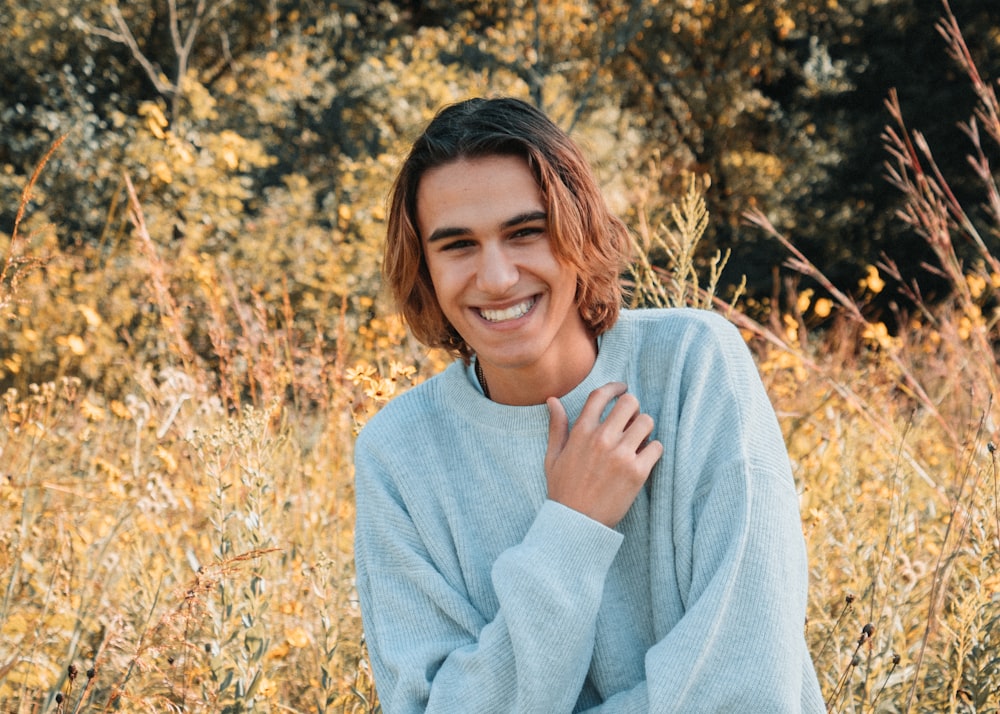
[354,308,825,713]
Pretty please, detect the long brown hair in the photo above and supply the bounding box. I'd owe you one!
[384,97,631,360]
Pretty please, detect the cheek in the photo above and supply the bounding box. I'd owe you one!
[423,253,445,288]
[425,261,461,305]
[553,265,581,301]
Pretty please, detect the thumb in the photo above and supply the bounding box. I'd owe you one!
[545,397,569,471]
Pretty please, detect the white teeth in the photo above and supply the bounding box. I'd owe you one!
[479,298,535,323]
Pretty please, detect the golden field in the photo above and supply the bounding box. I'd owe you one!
[2,18,1000,712]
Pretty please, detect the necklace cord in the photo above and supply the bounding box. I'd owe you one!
[474,358,491,400]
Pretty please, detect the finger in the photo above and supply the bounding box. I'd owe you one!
[545,396,569,469]
[578,382,628,426]
[601,392,642,434]
[636,438,665,472]
[620,412,656,452]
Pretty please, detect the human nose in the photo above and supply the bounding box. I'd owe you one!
[476,243,518,294]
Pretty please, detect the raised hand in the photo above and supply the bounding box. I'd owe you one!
[544,382,664,528]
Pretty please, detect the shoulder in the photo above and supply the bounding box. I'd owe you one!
[355,361,464,454]
[616,307,744,353]
[613,308,759,404]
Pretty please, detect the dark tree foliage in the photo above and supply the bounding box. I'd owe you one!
[1,0,997,308]
[816,0,1000,307]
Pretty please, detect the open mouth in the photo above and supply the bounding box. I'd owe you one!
[478,296,537,323]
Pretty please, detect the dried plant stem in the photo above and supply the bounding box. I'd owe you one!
[1,135,66,312]
[816,594,856,665]
[882,92,999,401]
[744,208,960,448]
[904,409,991,711]
[122,173,198,373]
[630,172,743,312]
[868,654,900,713]
[992,443,1000,549]
[828,625,874,712]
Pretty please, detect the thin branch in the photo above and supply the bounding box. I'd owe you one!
[168,0,184,58]
[107,2,175,97]
[743,208,961,448]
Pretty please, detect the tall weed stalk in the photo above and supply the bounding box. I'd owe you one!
[736,2,999,710]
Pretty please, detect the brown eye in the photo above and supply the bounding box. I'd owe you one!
[510,226,543,239]
[441,239,474,251]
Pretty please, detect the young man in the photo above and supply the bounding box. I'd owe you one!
[353,97,825,712]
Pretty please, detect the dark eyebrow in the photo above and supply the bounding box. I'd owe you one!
[501,210,547,230]
[425,210,547,244]
[426,226,471,244]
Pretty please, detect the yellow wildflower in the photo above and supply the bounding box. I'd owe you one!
[813,298,833,318]
[862,265,884,294]
[966,273,987,300]
[346,363,377,385]
[65,335,87,356]
[80,399,106,422]
[286,626,310,648]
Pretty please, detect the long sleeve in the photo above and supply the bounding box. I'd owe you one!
[354,432,623,713]
[577,467,818,713]
[580,312,824,712]
[352,309,825,713]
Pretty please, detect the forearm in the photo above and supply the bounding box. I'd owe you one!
[360,500,623,713]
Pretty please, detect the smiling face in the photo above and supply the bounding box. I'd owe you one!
[416,154,596,404]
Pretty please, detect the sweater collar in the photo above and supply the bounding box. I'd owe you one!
[441,310,635,434]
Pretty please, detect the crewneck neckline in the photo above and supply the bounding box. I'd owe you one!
[443,311,635,434]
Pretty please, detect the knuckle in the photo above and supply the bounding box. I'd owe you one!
[616,393,640,412]
[622,468,648,488]
[634,413,654,432]
[595,430,617,450]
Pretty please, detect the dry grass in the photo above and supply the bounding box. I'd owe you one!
[1,165,394,711]
[2,4,999,711]
[0,338,384,711]
[629,6,999,705]
[4,165,996,714]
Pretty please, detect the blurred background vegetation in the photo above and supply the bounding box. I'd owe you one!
[2,1,1000,711]
[2,0,998,394]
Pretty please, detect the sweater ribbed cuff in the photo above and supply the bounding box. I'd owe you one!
[524,500,624,575]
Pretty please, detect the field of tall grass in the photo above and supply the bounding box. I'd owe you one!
[2,9,999,714]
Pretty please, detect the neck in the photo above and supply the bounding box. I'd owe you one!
[477,337,598,407]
